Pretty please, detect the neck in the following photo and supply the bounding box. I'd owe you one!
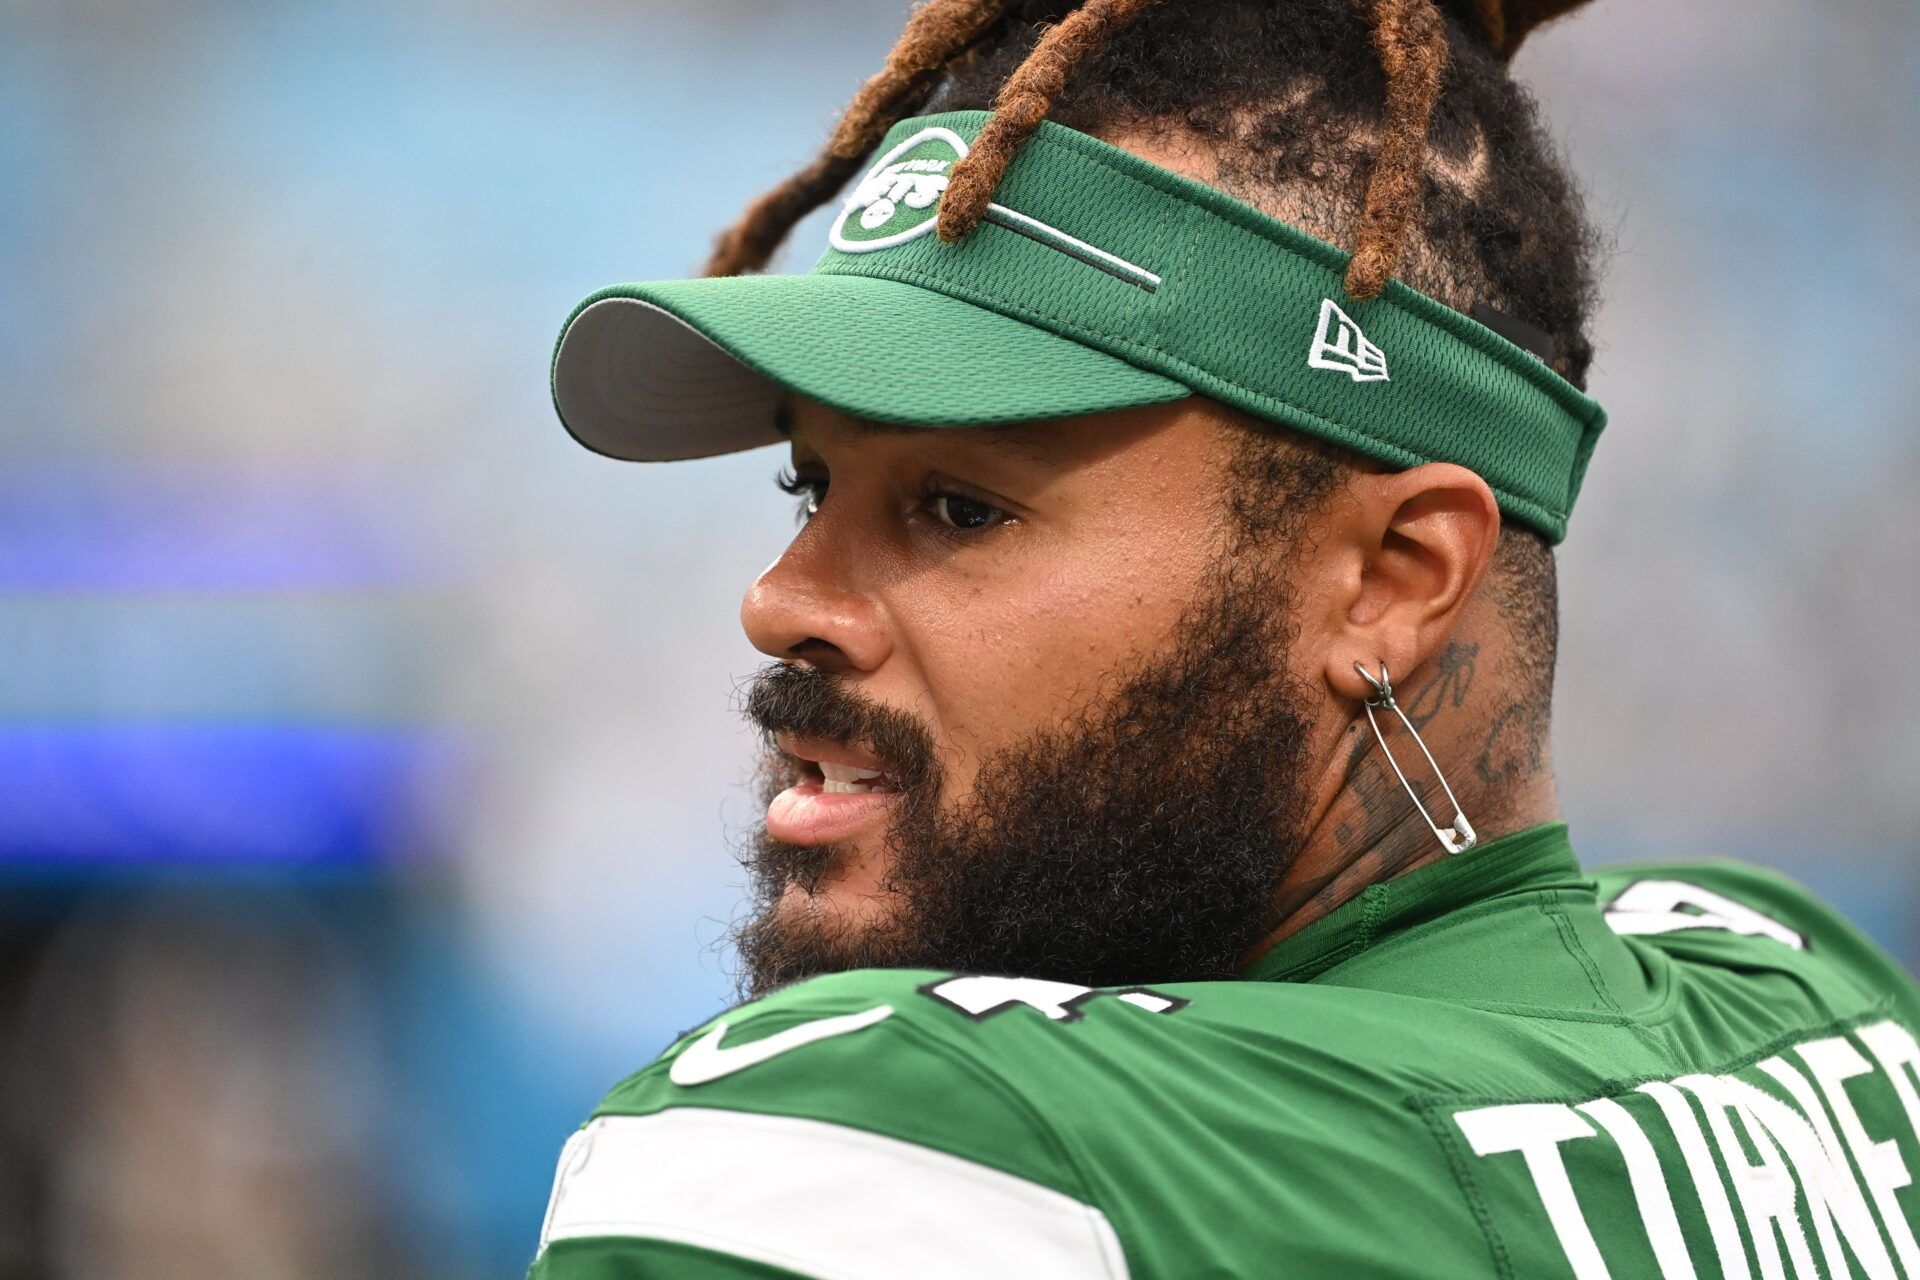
[1248,637,1560,960]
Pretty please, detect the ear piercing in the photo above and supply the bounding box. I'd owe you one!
[1352,662,1477,855]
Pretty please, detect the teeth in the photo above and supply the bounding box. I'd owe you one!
[819,761,887,794]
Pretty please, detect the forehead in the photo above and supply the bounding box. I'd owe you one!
[777,395,1125,467]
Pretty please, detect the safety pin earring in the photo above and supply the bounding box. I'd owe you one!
[1352,662,1477,855]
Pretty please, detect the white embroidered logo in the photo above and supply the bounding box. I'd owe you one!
[668,1005,894,1086]
[1308,297,1390,382]
[829,127,970,254]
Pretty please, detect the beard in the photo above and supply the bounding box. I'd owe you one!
[732,556,1319,998]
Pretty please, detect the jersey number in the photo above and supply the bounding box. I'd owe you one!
[1603,879,1804,950]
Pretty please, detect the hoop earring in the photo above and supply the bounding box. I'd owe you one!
[1352,662,1477,855]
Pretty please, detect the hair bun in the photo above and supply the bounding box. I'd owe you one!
[1439,0,1596,60]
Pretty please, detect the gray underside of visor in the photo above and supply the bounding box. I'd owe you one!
[553,297,785,462]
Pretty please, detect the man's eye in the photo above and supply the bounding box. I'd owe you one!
[774,469,825,522]
[930,492,1006,532]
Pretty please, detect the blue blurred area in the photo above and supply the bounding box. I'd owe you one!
[0,722,461,868]
[0,465,436,590]
[0,1,1915,1276]
[0,4,905,1273]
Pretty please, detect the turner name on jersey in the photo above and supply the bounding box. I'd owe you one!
[1455,1020,1920,1280]
[530,825,1920,1279]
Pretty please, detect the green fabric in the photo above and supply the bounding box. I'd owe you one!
[533,1237,810,1280]
[530,825,1920,1279]
[566,272,1189,428]
[551,112,1608,542]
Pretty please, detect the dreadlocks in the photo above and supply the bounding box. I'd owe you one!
[932,0,1170,245]
[702,0,1018,279]
[708,0,1594,310]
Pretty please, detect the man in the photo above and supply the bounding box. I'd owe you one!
[532,1,1920,1276]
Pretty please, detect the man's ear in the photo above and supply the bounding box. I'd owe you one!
[1314,462,1502,702]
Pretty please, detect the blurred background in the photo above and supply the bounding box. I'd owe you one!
[0,0,1915,1275]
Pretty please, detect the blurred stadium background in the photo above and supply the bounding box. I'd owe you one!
[0,0,1915,1275]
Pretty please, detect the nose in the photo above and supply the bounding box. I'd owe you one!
[741,521,892,675]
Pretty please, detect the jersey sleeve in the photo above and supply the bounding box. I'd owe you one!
[526,969,1129,1280]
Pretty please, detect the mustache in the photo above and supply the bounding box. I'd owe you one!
[741,663,938,789]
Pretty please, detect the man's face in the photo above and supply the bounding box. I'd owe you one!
[735,396,1330,994]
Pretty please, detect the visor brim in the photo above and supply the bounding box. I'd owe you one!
[551,274,1191,463]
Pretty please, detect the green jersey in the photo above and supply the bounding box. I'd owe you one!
[529,823,1920,1279]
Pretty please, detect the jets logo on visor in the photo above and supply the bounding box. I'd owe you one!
[829,127,969,253]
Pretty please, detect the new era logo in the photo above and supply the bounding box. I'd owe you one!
[1308,298,1389,382]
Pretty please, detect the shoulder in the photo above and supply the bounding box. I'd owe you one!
[586,969,1070,1176]
[597,966,1462,1125]
[595,966,1463,1178]
[533,969,1133,1277]
[531,969,1486,1278]
[1593,856,1870,953]
[592,967,1210,1152]
[1592,856,1915,1008]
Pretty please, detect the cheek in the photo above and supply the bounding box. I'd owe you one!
[897,526,1218,787]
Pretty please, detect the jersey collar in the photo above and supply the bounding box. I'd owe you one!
[1242,821,1588,984]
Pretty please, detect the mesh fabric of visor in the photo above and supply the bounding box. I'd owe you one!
[552,111,1607,542]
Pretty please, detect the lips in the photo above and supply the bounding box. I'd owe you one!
[766,733,901,846]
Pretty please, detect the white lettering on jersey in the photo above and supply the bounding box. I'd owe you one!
[1860,1022,1920,1165]
[1603,879,1805,950]
[923,974,1187,1022]
[1733,1072,1896,1278]
[1454,1104,1611,1280]
[1637,1080,1752,1279]
[1676,1074,1815,1280]
[669,1005,894,1086]
[1455,1020,1920,1280]
[1798,1034,1920,1273]
[1575,1097,1699,1279]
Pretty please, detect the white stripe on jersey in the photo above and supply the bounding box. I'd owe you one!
[537,1107,1132,1279]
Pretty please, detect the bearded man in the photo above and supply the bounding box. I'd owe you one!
[529,2,1920,1276]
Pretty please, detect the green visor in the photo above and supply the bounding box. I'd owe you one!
[553,274,1189,460]
[551,111,1607,542]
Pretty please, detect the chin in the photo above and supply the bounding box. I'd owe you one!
[777,875,898,930]
[742,878,920,995]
